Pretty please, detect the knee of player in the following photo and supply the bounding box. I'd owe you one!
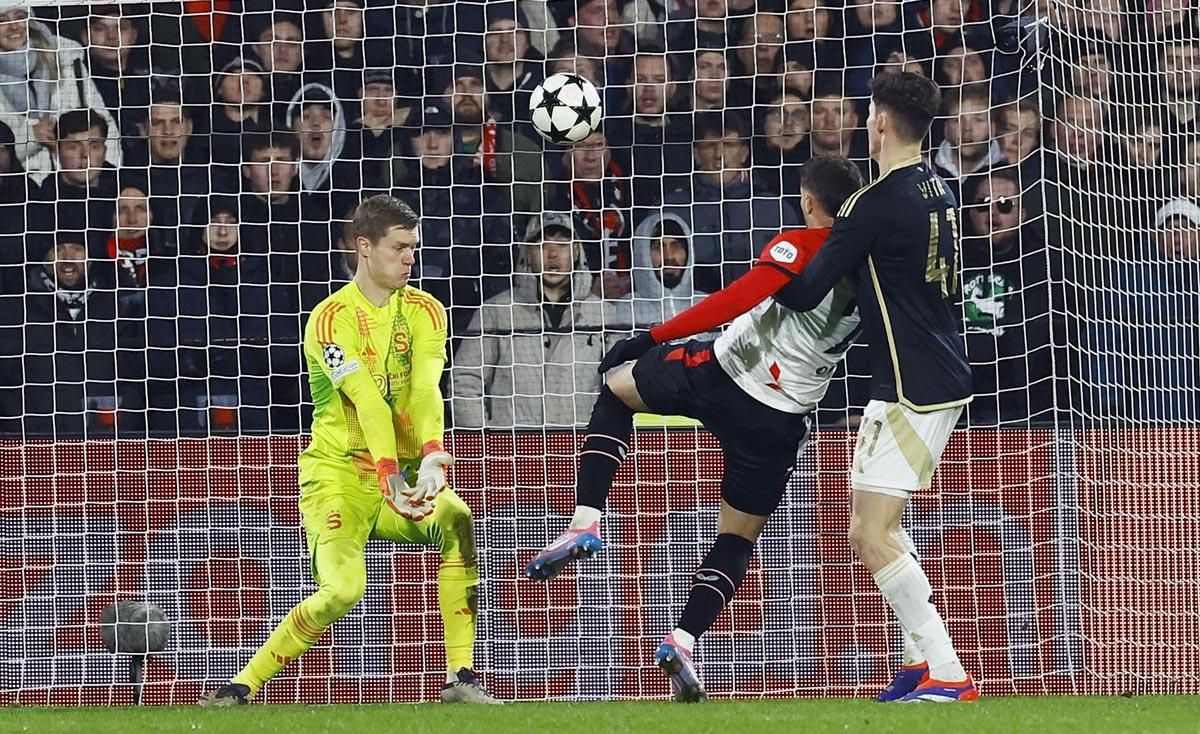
[847,519,886,558]
[433,490,478,558]
[604,364,640,408]
[321,572,367,614]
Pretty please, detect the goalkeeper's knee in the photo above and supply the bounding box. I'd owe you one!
[430,489,478,564]
[308,566,367,626]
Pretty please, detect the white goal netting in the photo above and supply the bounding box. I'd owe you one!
[0,0,1196,704]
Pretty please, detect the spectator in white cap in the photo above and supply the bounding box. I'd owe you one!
[1084,197,1200,422]
[451,211,628,429]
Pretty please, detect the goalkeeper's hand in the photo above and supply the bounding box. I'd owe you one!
[411,449,454,509]
[376,458,435,522]
[598,332,656,374]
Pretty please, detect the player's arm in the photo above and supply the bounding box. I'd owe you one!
[311,303,400,464]
[598,230,824,373]
[406,295,449,456]
[308,303,413,512]
[405,294,455,507]
[772,210,874,313]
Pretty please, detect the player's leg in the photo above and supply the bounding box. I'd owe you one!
[850,400,976,702]
[371,488,498,704]
[657,368,809,702]
[200,488,373,705]
[526,353,658,581]
[874,524,930,701]
[656,501,768,703]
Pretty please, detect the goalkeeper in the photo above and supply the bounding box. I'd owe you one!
[201,196,496,705]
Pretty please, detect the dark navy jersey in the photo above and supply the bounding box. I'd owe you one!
[773,156,973,411]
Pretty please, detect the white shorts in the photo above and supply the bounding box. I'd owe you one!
[851,400,962,498]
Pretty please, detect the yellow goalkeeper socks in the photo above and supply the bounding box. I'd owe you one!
[233,604,327,697]
[438,562,479,672]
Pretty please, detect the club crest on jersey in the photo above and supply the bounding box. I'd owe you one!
[770,241,798,263]
[322,343,346,368]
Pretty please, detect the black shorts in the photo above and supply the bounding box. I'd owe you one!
[632,339,811,516]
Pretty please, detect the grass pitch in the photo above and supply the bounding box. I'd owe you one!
[5,697,1196,734]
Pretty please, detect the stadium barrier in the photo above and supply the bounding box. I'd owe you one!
[2,428,1196,704]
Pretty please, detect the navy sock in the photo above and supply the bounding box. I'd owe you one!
[677,533,755,638]
[576,386,634,511]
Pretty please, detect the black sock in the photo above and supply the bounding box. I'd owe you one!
[576,386,634,511]
[677,533,755,639]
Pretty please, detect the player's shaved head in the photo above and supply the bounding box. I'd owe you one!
[352,194,420,246]
[869,71,941,143]
[800,154,864,218]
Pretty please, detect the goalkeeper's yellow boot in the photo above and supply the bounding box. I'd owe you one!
[441,668,501,704]
[198,682,250,707]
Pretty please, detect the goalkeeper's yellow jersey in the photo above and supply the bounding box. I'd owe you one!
[299,280,448,486]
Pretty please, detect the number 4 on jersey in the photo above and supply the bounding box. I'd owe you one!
[926,208,960,298]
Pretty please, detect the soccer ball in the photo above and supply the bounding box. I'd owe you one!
[529,73,603,144]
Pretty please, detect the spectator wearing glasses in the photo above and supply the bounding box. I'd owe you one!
[754,91,811,203]
[549,130,632,298]
[730,12,787,104]
[959,171,1056,424]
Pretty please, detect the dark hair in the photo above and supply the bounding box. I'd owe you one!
[351,195,420,245]
[800,155,864,217]
[55,109,108,141]
[693,111,748,142]
[241,131,299,161]
[55,230,88,249]
[963,169,1021,206]
[148,88,183,107]
[869,71,941,143]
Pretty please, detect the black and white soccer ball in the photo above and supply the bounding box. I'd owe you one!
[529,73,603,144]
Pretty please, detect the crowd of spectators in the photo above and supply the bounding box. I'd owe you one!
[0,0,1198,437]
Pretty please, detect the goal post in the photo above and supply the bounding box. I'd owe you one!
[0,0,1197,704]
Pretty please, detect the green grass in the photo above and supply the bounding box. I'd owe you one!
[5,698,1198,734]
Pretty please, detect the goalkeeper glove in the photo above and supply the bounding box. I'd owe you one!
[598,332,656,374]
[412,450,454,508]
[376,458,434,522]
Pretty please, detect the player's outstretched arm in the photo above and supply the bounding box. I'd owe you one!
[597,230,825,374]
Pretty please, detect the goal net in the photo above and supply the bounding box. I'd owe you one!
[0,0,1197,704]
